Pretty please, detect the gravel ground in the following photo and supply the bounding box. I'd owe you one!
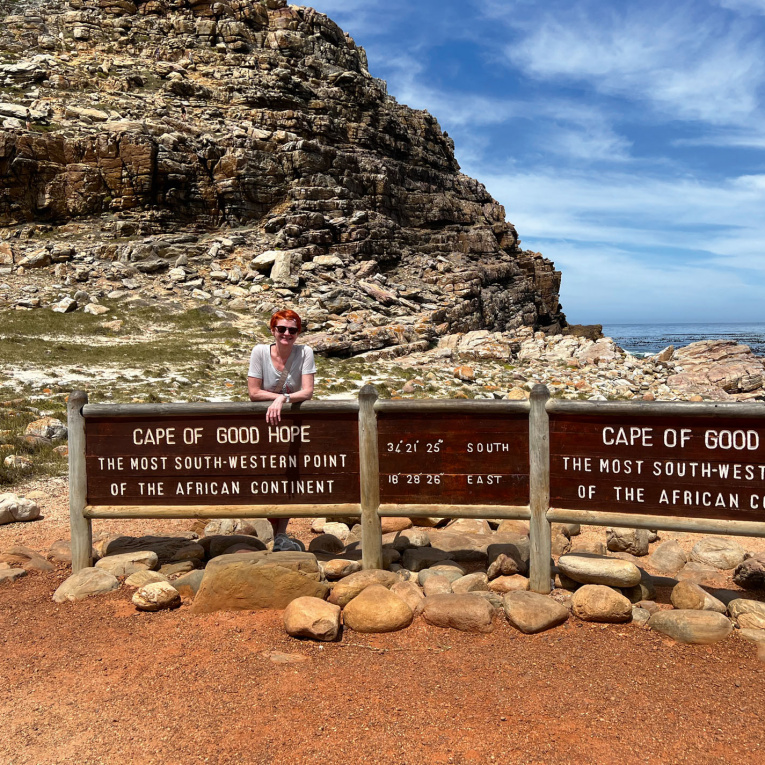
[2,478,765,764]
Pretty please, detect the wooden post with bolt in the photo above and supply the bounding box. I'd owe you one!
[528,384,552,593]
[358,384,383,569]
[67,390,92,572]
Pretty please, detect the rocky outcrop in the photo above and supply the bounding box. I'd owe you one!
[667,341,765,400]
[0,0,565,355]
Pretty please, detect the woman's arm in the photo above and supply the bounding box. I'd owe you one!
[248,374,315,424]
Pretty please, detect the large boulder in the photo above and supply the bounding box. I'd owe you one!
[422,594,495,633]
[676,560,723,586]
[342,585,414,633]
[202,534,267,558]
[327,569,398,607]
[690,538,746,570]
[0,569,27,584]
[487,552,523,579]
[606,527,650,556]
[733,554,765,590]
[190,551,327,613]
[647,540,687,575]
[172,570,206,599]
[558,553,641,587]
[390,581,425,616]
[0,493,41,524]
[401,547,453,572]
[95,551,159,577]
[321,559,362,580]
[423,574,453,596]
[728,598,765,630]
[489,575,529,593]
[452,573,489,594]
[0,546,54,572]
[53,568,120,603]
[203,518,274,543]
[383,528,431,551]
[648,610,733,644]
[97,534,201,565]
[445,518,492,535]
[670,581,727,613]
[571,585,632,623]
[379,517,413,533]
[503,591,569,634]
[667,340,765,395]
[284,597,342,641]
[132,582,181,612]
[24,417,67,440]
[308,534,345,554]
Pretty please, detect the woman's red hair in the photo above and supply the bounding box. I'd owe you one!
[270,309,302,332]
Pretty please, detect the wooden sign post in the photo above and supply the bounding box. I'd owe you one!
[68,387,765,594]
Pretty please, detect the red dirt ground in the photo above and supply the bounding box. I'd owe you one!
[2,478,765,764]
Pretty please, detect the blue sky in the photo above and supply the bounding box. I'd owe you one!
[308,0,765,324]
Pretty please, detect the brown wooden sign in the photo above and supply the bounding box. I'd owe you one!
[85,412,360,505]
[550,413,765,522]
[378,412,529,504]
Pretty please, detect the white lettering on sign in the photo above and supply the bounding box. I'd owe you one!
[183,427,204,445]
[133,428,176,446]
[577,485,596,499]
[562,457,592,472]
[659,489,739,508]
[110,482,127,496]
[130,456,168,471]
[663,428,692,448]
[386,474,443,485]
[249,479,334,495]
[95,453,350,474]
[597,458,644,475]
[175,456,224,470]
[613,486,645,502]
[176,480,241,496]
[651,461,765,480]
[466,442,510,453]
[602,427,653,446]
[467,474,502,485]
[98,457,124,471]
[387,440,444,453]
[138,481,165,496]
[217,426,261,445]
[704,429,760,451]
[268,425,311,443]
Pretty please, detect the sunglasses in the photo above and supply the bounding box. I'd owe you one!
[274,326,299,335]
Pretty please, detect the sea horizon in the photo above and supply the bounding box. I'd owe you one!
[600,322,765,358]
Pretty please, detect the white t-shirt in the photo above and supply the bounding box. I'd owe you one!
[247,344,316,394]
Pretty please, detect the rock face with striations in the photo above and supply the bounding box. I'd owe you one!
[0,0,564,355]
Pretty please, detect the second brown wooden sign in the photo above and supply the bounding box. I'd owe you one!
[378,412,529,504]
[550,413,765,522]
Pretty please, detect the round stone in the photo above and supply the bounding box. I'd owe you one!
[571,584,632,623]
[648,610,733,644]
[342,584,413,633]
[690,538,746,570]
[558,553,641,587]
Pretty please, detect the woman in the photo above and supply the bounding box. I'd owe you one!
[248,309,315,551]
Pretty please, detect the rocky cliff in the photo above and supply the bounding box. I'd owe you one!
[0,0,565,355]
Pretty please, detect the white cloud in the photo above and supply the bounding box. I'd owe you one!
[466,166,765,322]
[549,241,762,323]
[491,1,765,125]
[717,0,765,14]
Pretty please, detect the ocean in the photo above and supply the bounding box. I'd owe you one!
[602,323,765,358]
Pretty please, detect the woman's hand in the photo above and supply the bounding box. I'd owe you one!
[266,395,285,424]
